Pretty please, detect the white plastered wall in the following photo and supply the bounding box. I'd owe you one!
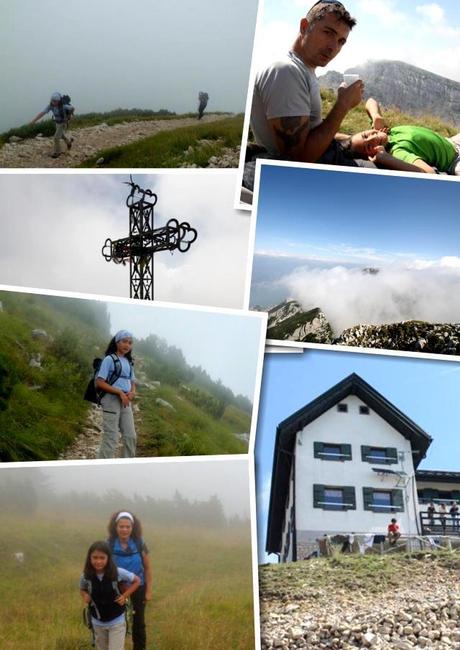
[294,395,419,539]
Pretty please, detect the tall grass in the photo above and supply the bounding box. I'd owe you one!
[0,514,254,650]
[79,116,243,168]
[137,384,248,456]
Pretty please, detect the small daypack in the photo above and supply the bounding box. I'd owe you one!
[58,94,74,121]
[82,577,133,639]
[83,353,122,405]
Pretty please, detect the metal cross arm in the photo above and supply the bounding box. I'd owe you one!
[101,177,198,300]
[102,219,198,264]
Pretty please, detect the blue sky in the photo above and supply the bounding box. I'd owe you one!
[258,0,460,82]
[256,348,460,562]
[255,166,460,264]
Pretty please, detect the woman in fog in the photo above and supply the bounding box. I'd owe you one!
[107,511,152,650]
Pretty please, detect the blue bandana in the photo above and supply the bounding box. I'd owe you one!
[115,330,133,343]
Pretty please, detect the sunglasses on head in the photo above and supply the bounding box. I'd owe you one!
[311,0,345,8]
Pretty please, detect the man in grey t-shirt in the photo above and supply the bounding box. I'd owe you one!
[245,1,369,193]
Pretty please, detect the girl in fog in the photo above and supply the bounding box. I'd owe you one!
[108,511,152,650]
[96,330,137,459]
[80,540,140,650]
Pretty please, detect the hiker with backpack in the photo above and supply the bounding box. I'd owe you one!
[94,330,137,459]
[197,91,209,120]
[108,511,152,650]
[29,92,75,158]
[80,540,141,650]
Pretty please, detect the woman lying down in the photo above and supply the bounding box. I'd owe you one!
[348,98,460,175]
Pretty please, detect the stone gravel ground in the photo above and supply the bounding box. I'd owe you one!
[259,553,460,649]
[0,113,232,168]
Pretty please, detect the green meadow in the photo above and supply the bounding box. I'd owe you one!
[0,514,255,650]
[79,115,243,168]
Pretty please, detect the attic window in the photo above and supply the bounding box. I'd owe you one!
[337,403,348,413]
[359,405,370,415]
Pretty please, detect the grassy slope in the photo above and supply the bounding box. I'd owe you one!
[79,115,243,168]
[321,88,458,136]
[0,515,254,650]
[0,293,107,461]
[137,384,249,456]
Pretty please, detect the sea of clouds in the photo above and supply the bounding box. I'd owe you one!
[277,257,460,334]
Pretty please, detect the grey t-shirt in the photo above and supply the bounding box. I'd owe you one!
[250,51,322,155]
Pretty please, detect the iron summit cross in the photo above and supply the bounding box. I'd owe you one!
[102,177,198,300]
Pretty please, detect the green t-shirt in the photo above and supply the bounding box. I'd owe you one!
[388,125,456,172]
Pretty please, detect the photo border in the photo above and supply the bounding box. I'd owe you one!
[0,282,268,457]
[244,158,460,363]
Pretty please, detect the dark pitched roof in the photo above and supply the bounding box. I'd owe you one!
[416,470,460,484]
[266,373,432,555]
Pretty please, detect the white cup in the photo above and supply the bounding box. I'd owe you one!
[343,73,360,87]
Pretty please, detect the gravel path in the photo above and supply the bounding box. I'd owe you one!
[59,400,143,460]
[0,113,232,168]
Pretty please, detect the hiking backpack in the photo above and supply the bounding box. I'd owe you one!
[83,353,123,405]
[81,577,134,641]
[57,94,74,121]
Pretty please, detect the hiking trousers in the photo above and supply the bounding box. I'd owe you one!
[93,621,126,650]
[99,393,137,458]
[54,121,71,154]
[131,585,147,650]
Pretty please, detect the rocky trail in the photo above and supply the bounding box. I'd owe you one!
[259,553,460,649]
[59,398,144,460]
[0,113,233,168]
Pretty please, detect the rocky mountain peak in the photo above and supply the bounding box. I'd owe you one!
[319,60,460,126]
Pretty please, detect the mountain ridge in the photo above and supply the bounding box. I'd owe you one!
[319,60,460,127]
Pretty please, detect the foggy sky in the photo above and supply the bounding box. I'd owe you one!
[0,173,251,310]
[106,298,264,399]
[2,458,252,518]
[0,0,258,132]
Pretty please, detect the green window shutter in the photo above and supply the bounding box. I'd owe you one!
[343,486,356,510]
[363,487,374,511]
[361,446,371,462]
[392,489,405,512]
[421,488,439,500]
[385,447,398,465]
[341,444,352,460]
[313,484,325,508]
[313,442,324,459]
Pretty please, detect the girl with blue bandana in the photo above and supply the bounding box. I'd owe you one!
[96,330,137,458]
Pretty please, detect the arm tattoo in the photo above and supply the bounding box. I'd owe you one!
[273,116,309,151]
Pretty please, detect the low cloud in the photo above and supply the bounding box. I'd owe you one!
[416,3,445,25]
[358,0,407,27]
[280,260,460,334]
